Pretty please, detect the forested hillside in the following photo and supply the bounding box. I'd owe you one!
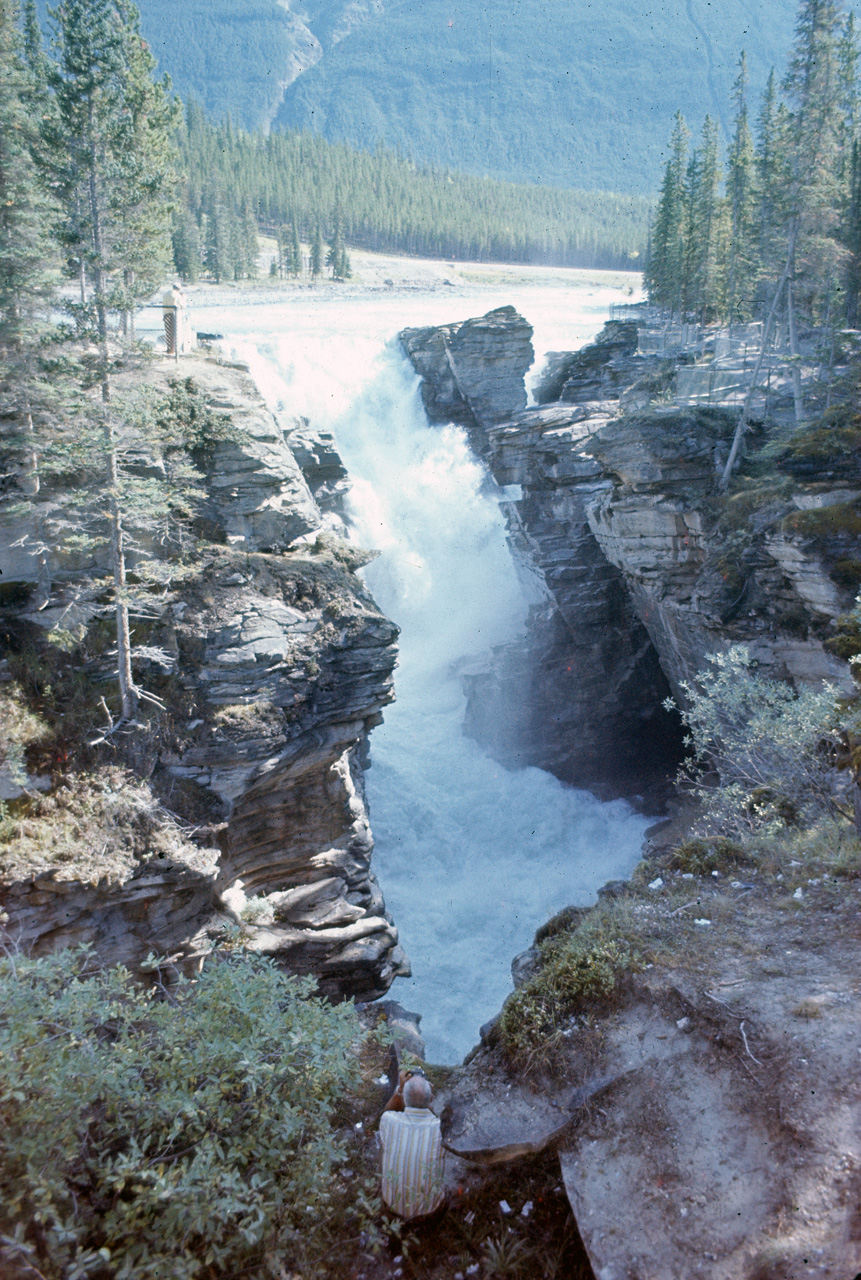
[37,0,798,194]
[646,7,861,335]
[176,105,651,274]
[271,0,798,194]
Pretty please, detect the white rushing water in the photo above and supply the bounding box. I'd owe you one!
[193,274,651,1061]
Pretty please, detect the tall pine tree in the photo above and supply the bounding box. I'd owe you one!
[0,0,58,508]
[646,111,689,316]
[40,0,180,719]
[726,53,759,325]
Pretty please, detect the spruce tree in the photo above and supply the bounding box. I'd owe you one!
[783,0,847,319]
[42,0,180,720]
[45,0,179,394]
[756,69,789,270]
[171,207,201,283]
[203,189,230,282]
[0,0,58,508]
[646,111,689,316]
[240,197,258,278]
[310,224,323,280]
[726,53,759,325]
[290,214,302,277]
[683,116,724,321]
[838,11,860,157]
[327,207,346,279]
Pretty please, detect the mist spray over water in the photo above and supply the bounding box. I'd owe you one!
[216,293,649,1062]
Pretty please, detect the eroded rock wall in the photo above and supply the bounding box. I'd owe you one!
[400,311,681,794]
[400,308,857,799]
[0,354,406,1000]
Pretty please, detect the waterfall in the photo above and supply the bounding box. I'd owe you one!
[210,286,650,1062]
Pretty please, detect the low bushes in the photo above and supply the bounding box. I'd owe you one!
[0,948,379,1279]
[669,645,849,837]
[498,908,643,1074]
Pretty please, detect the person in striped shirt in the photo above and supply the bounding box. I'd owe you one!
[379,1071,445,1220]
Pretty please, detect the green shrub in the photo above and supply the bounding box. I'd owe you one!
[667,645,846,838]
[0,684,50,790]
[0,948,377,1279]
[499,910,642,1073]
[668,837,750,875]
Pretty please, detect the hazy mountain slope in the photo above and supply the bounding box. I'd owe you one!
[37,0,797,192]
[272,0,798,193]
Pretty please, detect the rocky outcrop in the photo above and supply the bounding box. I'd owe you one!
[0,354,406,1001]
[2,857,219,978]
[157,544,407,999]
[198,362,323,549]
[400,310,682,793]
[400,305,534,431]
[581,406,856,696]
[533,321,640,404]
[279,415,351,517]
[400,309,856,798]
[437,872,861,1280]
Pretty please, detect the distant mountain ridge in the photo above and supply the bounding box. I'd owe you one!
[39,0,799,193]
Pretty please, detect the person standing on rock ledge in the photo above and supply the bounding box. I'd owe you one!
[379,1071,446,1220]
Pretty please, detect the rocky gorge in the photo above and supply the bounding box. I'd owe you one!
[400,306,858,795]
[397,305,861,1280]
[2,302,861,1280]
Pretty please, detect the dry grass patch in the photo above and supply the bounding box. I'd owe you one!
[0,766,215,884]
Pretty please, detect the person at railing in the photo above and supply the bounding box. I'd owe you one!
[162,283,189,355]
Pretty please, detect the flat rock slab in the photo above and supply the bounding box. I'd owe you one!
[559,943,861,1280]
[438,1071,622,1165]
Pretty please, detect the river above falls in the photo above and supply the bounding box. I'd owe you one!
[191,265,653,1062]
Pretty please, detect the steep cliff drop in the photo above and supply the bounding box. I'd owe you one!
[400,307,685,797]
[232,324,652,1062]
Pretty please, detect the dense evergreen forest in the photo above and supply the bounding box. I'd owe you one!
[270,0,798,195]
[174,102,651,278]
[646,2,861,332]
[46,0,797,196]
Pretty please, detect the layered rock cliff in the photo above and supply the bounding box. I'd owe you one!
[0,353,406,1000]
[400,308,857,798]
[400,305,861,1277]
[401,308,682,795]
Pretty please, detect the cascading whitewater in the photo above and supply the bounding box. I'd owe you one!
[205,286,650,1062]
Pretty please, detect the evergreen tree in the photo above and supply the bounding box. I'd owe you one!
[838,11,860,157]
[290,213,302,277]
[0,0,59,514]
[275,223,288,277]
[756,69,789,270]
[327,206,347,279]
[171,206,201,283]
[726,53,759,324]
[45,0,179,392]
[646,111,689,315]
[41,0,180,720]
[683,115,724,320]
[0,0,56,358]
[310,223,323,280]
[239,196,258,278]
[783,0,848,319]
[846,137,861,322]
[203,189,230,282]
[20,0,52,114]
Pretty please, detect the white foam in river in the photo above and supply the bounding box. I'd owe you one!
[192,274,651,1062]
